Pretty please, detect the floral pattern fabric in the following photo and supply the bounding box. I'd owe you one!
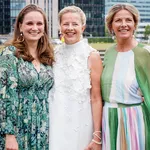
[0,46,53,150]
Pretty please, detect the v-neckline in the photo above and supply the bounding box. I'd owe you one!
[32,61,41,73]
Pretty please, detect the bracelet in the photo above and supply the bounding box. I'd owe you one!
[92,130,102,145]
[92,139,102,145]
[93,130,101,133]
[93,132,101,140]
[93,130,102,139]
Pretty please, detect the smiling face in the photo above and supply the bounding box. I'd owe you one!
[19,11,45,44]
[111,9,136,40]
[60,12,85,45]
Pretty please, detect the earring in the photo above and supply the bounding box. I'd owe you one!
[111,30,115,40]
[17,32,24,42]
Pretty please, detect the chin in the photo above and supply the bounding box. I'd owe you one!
[65,39,76,44]
[118,35,130,40]
[66,41,75,45]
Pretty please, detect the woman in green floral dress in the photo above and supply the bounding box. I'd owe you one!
[0,4,54,150]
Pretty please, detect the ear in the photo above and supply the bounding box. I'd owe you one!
[134,24,136,30]
[109,24,114,35]
[19,23,22,32]
[109,24,113,32]
[82,25,86,32]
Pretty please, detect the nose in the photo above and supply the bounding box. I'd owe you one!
[67,24,73,30]
[32,24,38,30]
[121,20,127,27]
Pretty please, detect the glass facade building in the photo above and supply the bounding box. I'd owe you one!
[10,0,26,33]
[59,0,105,37]
[0,0,105,38]
[0,0,25,34]
[0,0,11,34]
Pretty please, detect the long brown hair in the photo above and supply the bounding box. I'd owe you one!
[8,4,54,65]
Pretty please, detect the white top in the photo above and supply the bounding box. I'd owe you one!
[104,50,142,108]
[49,40,95,150]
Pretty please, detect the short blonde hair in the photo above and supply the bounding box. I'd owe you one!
[58,5,86,26]
[106,3,140,33]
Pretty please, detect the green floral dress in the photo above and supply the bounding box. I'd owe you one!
[0,46,53,150]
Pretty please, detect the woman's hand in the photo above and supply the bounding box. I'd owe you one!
[5,134,18,150]
[84,140,102,150]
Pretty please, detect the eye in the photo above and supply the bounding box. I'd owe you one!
[73,23,78,26]
[126,18,132,22]
[26,22,33,25]
[63,23,69,26]
[37,22,43,26]
[115,19,121,22]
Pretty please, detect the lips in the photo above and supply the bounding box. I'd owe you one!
[119,29,129,33]
[66,32,75,36]
[29,32,39,35]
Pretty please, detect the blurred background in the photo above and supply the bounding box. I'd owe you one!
[0,0,150,61]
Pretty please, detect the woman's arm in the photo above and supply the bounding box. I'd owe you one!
[85,51,103,150]
[0,47,19,150]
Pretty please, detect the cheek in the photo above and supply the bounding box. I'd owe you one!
[39,26,45,31]
[22,26,32,33]
[60,26,65,33]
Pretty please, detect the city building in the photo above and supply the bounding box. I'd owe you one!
[59,0,105,37]
[0,0,26,35]
[105,0,150,41]
[0,0,105,38]
[10,0,26,33]
[0,0,11,34]
[26,0,105,37]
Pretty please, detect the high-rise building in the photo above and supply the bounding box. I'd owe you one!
[10,0,26,33]
[105,0,150,41]
[0,0,25,34]
[0,0,105,38]
[0,0,11,34]
[59,0,105,37]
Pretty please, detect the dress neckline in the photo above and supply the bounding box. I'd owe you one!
[113,43,139,53]
[64,39,86,49]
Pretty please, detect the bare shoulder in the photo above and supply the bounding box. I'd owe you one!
[88,50,103,70]
[89,51,102,64]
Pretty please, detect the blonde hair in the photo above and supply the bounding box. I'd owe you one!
[106,3,140,33]
[58,5,86,26]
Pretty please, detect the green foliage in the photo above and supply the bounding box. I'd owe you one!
[88,37,114,43]
[144,25,150,39]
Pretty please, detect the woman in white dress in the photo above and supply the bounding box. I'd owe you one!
[49,6,103,150]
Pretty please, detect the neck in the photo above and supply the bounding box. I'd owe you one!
[116,37,138,52]
[27,42,38,59]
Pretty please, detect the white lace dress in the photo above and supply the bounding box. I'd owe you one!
[49,40,95,150]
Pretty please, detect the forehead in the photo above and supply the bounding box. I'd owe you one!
[113,9,133,19]
[23,11,44,22]
[61,12,81,22]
